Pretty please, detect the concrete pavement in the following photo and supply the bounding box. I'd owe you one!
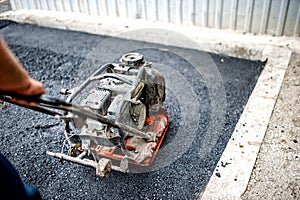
[242,52,300,200]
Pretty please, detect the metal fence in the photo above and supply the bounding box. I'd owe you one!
[8,0,300,37]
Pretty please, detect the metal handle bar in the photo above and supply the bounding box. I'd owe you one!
[0,91,155,141]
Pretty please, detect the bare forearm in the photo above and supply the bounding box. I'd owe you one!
[0,37,44,100]
[0,37,31,92]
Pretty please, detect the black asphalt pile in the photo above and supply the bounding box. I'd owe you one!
[0,20,264,199]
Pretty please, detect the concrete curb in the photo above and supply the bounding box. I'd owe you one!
[0,10,299,58]
[201,46,291,199]
[0,9,295,199]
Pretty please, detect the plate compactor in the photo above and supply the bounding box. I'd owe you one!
[0,52,169,177]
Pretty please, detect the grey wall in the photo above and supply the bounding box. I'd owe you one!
[9,0,300,37]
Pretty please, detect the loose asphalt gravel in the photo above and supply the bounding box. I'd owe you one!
[0,20,264,200]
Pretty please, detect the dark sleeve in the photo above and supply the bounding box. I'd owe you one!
[0,151,29,200]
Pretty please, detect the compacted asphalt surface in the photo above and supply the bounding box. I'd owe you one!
[0,20,264,199]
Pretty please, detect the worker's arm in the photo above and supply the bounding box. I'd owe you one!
[0,37,44,105]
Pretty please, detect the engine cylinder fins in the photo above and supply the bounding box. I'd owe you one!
[120,52,144,68]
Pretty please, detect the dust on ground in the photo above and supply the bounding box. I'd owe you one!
[242,53,300,199]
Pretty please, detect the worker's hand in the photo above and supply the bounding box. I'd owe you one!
[6,78,45,107]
